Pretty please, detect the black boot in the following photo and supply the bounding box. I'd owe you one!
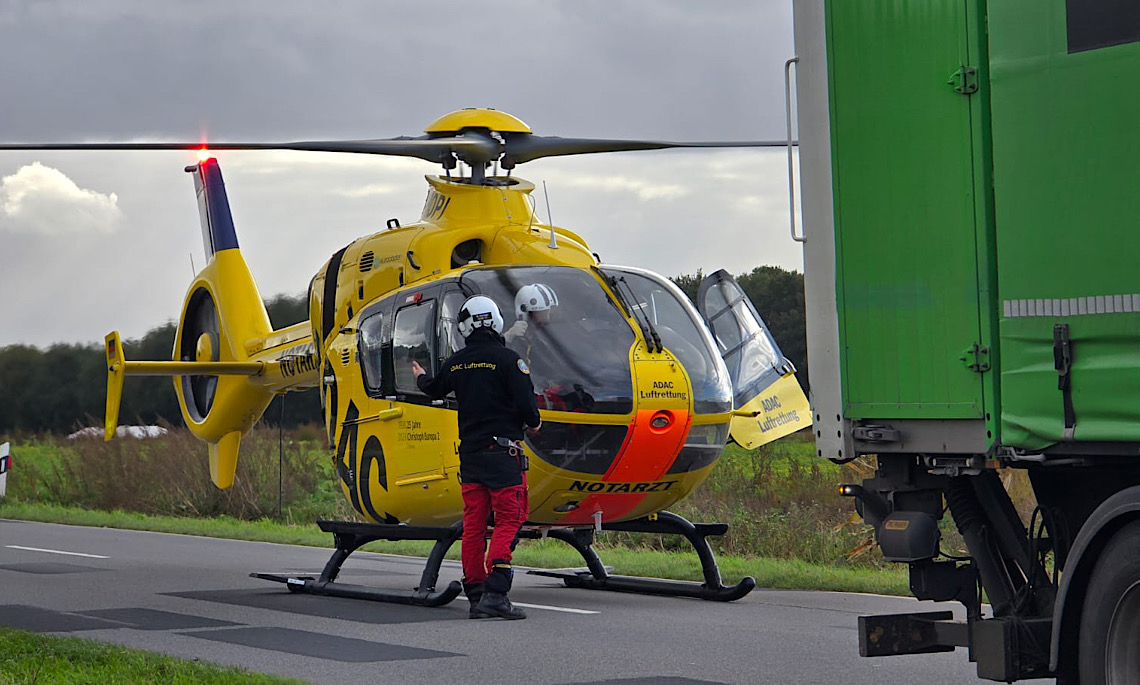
[463,582,491,619]
[476,560,526,620]
[476,591,526,620]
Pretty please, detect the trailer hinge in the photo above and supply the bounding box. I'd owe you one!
[947,66,978,95]
[960,343,990,373]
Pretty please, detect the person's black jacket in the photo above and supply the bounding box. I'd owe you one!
[417,328,541,456]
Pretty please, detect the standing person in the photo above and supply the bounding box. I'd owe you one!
[412,295,541,620]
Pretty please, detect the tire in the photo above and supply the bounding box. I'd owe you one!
[1078,519,1140,684]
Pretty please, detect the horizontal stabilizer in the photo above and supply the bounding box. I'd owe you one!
[102,329,263,442]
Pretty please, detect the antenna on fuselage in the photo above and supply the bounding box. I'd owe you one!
[543,180,558,249]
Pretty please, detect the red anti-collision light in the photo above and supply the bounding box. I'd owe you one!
[197,148,213,162]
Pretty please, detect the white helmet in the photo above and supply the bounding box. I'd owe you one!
[457,295,504,337]
[514,283,559,319]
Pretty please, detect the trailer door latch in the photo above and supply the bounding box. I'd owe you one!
[1054,323,1076,440]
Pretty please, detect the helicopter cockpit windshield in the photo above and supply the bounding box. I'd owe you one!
[598,266,734,414]
[460,266,635,415]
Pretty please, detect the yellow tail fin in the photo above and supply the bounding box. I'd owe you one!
[104,332,126,441]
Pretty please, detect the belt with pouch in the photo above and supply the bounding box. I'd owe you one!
[492,436,528,471]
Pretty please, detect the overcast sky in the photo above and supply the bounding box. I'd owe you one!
[0,0,801,348]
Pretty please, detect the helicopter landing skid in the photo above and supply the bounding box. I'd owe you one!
[527,510,756,602]
[251,520,463,607]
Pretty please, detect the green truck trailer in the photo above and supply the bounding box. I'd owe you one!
[791,1,1140,682]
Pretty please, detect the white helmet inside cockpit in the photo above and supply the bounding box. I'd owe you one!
[513,282,559,320]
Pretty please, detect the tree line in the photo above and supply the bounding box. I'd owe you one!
[0,268,805,435]
[0,295,319,435]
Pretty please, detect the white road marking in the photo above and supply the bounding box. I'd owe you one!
[5,545,109,559]
[462,596,598,615]
[513,601,598,615]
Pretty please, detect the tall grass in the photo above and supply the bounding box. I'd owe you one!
[601,434,885,568]
[3,424,354,523]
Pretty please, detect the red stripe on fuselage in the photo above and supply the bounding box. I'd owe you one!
[557,409,691,525]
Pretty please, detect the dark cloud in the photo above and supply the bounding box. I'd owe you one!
[1,1,791,140]
[0,1,798,346]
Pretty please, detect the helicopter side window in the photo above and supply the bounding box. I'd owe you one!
[392,299,436,395]
[436,290,466,365]
[432,290,466,401]
[701,281,778,400]
[358,310,387,393]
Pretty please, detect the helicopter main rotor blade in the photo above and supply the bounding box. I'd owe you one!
[0,136,501,165]
[0,133,788,167]
[501,135,792,165]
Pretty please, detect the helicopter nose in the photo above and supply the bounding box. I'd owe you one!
[548,406,692,526]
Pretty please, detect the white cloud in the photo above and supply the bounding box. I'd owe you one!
[334,183,400,198]
[561,175,689,202]
[0,163,123,234]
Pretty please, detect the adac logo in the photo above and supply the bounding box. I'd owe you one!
[518,359,530,374]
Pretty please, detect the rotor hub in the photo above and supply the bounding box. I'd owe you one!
[424,108,532,135]
[196,331,217,363]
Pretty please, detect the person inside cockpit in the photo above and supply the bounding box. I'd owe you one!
[504,283,559,347]
[504,283,593,411]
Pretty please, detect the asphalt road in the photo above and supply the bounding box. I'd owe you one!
[0,518,996,684]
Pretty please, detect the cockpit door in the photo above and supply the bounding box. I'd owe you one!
[696,269,812,448]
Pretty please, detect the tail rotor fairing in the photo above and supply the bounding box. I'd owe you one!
[180,287,220,422]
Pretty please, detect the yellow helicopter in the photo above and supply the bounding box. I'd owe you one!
[2,109,811,605]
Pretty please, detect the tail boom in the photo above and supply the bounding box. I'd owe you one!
[103,155,320,490]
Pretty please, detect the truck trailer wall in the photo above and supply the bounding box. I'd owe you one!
[799,0,1140,457]
[989,0,1140,450]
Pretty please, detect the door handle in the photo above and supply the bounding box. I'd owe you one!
[784,56,805,243]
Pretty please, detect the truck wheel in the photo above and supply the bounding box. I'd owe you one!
[1079,519,1140,684]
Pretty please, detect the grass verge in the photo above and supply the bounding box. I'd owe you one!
[0,627,307,685]
[0,500,909,596]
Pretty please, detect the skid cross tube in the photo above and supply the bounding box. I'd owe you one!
[252,519,462,607]
[528,511,756,601]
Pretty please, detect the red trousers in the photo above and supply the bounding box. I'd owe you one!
[460,476,529,585]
